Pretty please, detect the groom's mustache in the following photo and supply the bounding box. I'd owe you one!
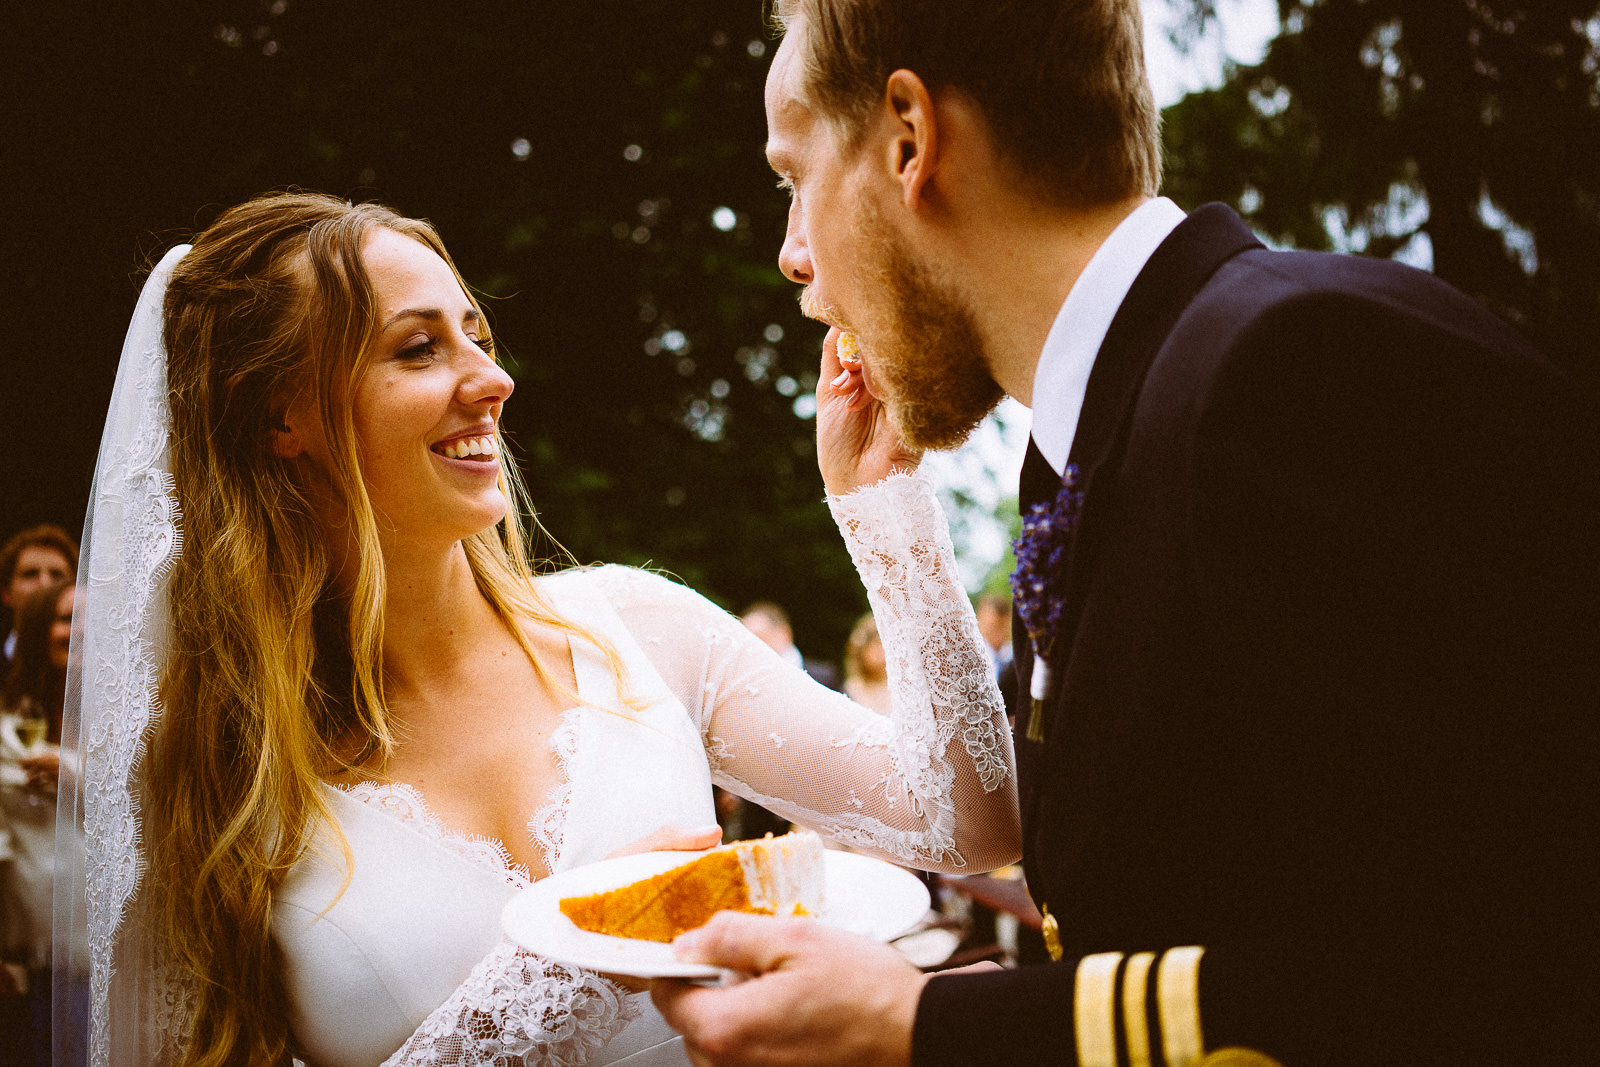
[798,287,843,329]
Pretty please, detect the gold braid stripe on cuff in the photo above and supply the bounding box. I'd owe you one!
[1122,951,1158,1067]
[1073,952,1126,1067]
[1070,943,1284,1067]
[1158,946,1206,1067]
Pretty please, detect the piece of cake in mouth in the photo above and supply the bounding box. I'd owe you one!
[559,830,826,943]
[836,331,862,367]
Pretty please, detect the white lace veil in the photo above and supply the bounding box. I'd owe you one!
[54,245,191,1067]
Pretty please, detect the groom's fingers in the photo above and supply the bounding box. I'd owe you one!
[821,325,843,375]
[651,917,812,1062]
[653,914,925,1067]
[672,911,808,974]
[652,914,823,1050]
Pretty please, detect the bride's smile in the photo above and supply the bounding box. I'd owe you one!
[433,430,500,462]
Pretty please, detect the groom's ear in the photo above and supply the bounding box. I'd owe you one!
[883,69,940,211]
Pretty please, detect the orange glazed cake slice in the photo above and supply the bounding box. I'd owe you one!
[559,831,825,943]
[836,331,862,366]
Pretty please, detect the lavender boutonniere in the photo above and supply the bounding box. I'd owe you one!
[1009,464,1084,742]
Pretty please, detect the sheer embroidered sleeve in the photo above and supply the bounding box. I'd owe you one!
[139,939,198,1066]
[376,937,637,1067]
[595,469,1019,873]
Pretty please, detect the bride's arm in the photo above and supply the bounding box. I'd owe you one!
[597,469,1020,875]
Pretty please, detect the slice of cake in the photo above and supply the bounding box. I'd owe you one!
[560,831,825,943]
[836,331,862,366]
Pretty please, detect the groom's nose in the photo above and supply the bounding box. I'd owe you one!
[779,208,812,285]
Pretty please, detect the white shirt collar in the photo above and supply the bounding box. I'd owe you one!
[1030,197,1187,476]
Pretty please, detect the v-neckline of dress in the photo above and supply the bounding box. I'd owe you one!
[331,695,583,886]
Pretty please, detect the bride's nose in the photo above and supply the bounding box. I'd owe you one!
[459,346,514,406]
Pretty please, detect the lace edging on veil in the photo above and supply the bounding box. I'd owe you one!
[56,245,191,1067]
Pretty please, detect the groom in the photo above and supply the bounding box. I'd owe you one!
[654,0,1599,1064]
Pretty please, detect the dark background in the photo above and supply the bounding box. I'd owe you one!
[5,0,1596,658]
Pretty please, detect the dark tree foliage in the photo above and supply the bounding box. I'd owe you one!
[1161,0,1600,388]
[3,0,864,657]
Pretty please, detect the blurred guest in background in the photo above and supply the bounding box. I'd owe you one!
[739,600,842,691]
[1,576,75,1066]
[842,612,891,714]
[973,593,1012,678]
[0,526,77,674]
[974,593,1019,722]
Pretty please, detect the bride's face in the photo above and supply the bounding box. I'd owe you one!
[283,228,514,549]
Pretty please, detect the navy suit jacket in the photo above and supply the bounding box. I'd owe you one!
[913,205,1598,1065]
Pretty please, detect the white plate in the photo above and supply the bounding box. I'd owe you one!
[502,847,930,979]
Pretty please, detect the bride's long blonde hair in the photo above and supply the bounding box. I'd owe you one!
[144,190,613,1065]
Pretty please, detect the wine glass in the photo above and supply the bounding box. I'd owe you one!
[15,716,48,753]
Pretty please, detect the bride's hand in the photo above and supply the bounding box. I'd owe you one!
[600,824,723,991]
[604,824,723,861]
[816,328,922,496]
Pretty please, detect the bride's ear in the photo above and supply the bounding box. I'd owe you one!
[269,404,307,459]
[270,388,317,459]
[269,417,304,459]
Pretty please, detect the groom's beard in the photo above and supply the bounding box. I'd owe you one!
[855,203,1004,452]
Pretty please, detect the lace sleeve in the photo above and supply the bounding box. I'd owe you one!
[597,469,1019,874]
[145,949,198,1065]
[377,937,637,1067]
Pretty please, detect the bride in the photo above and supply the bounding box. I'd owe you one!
[56,190,1019,1066]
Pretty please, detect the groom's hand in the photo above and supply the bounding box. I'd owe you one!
[816,327,922,495]
[652,911,925,1067]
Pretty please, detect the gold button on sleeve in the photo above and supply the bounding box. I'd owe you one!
[1040,904,1063,961]
[1197,1049,1285,1067]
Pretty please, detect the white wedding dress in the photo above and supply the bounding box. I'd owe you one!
[131,471,1017,1067]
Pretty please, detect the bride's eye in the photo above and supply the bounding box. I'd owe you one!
[399,337,439,362]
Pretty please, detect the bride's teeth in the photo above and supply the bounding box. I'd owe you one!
[440,435,497,459]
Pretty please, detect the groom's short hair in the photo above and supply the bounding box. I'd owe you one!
[772,0,1161,210]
